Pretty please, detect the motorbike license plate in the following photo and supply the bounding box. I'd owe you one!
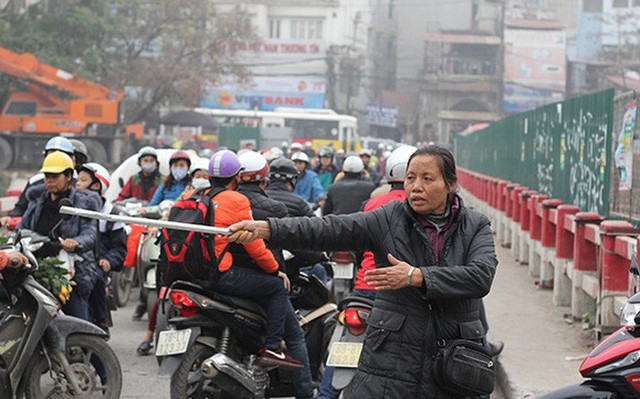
[332,262,354,280]
[326,342,363,368]
[156,329,192,357]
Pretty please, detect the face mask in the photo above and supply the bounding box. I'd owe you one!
[171,167,188,181]
[140,163,157,173]
[192,177,210,189]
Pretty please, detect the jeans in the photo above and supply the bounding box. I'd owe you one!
[89,269,107,322]
[63,294,89,320]
[284,301,315,399]
[214,267,289,350]
[300,263,329,285]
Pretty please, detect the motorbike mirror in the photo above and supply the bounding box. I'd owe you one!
[58,198,73,220]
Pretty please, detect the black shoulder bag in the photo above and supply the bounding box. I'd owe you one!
[432,302,496,396]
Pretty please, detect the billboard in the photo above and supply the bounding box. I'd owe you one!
[503,28,566,113]
[201,76,326,110]
[365,104,399,128]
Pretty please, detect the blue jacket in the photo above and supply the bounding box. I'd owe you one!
[293,169,325,204]
[149,179,188,205]
[20,187,101,298]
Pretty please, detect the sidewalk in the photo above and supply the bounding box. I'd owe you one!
[486,244,596,398]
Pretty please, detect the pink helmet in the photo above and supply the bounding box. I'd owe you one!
[209,150,243,178]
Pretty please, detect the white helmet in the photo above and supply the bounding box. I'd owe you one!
[291,151,310,164]
[342,155,364,174]
[239,151,269,182]
[79,162,111,196]
[289,142,304,151]
[190,157,211,175]
[385,145,417,183]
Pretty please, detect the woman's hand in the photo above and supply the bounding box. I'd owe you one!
[99,259,111,273]
[228,220,270,244]
[60,238,79,253]
[278,271,291,291]
[363,254,423,290]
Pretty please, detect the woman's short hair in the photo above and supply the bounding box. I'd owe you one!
[407,145,457,188]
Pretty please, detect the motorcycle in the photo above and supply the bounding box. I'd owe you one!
[328,251,357,304]
[156,272,338,398]
[0,229,122,398]
[136,200,173,317]
[325,295,374,394]
[111,198,166,309]
[541,256,640,398]
[110,198,148,307]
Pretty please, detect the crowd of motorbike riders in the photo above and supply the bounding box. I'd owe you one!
[0,136,501,398]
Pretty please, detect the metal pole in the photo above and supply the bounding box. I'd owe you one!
[59,206,231,236]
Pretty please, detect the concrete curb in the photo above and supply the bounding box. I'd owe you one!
[496,357,537,399]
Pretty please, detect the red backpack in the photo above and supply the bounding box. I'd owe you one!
[156,186,227,287]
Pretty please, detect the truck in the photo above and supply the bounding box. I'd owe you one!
[0,46,125,169]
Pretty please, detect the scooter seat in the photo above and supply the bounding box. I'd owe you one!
[170,280,267,319]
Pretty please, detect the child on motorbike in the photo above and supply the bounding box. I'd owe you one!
[135,157,211,355]
[76,163,127,334]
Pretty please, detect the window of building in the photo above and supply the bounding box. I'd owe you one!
[269,18,281,39]
[290,19,323,40]
[612,0,629,8]
[583,0,603,12]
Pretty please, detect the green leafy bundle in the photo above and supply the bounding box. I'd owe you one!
[33,257,73,304]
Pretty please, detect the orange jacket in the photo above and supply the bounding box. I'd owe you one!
[0,251,8,270]
[211,189,278,274]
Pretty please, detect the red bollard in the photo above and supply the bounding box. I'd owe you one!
[512,186,526,223]
[497,180,509,212]
[520,191,536,232]
[505,184,518,218]
[541,199,563,248]
[555,205,580,259]
[599,221,639,292]
[529,194,548,241]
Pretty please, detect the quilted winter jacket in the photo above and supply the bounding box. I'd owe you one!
[20,187,101,298]
[267,195,498,398]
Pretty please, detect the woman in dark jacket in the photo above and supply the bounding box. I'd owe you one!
[228,145,498,398]
[20,151,101,321]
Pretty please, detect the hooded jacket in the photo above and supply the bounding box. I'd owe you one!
[266,195,497,398]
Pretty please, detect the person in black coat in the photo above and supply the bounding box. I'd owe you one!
[76,163,127,333]
[265,158,328,281]
[321,155,374,216]
[228,146,498,398]
[236,151,316,399]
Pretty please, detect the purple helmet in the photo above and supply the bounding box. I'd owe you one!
[209,150,243,178]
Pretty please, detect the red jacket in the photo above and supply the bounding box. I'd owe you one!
[116,173,162,202]
[353,189,406,291]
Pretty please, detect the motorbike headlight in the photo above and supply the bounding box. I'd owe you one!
[27,242,44,252]
[620,301,640,327]
[595,350,640,374]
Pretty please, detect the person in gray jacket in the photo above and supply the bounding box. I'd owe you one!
[228,145,498,398]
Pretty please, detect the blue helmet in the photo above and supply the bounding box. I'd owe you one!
[43,137,74,155]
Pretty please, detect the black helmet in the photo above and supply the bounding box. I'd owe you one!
[268,157,298,181]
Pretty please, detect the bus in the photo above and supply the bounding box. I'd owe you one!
[194,107,359,152]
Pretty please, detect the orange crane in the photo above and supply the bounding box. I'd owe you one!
[0,46,125,168]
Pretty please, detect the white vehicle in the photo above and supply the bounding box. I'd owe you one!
[105,149,207,203]
[194,107,360,152]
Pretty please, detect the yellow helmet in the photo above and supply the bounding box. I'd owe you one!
[40,151,74,174]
